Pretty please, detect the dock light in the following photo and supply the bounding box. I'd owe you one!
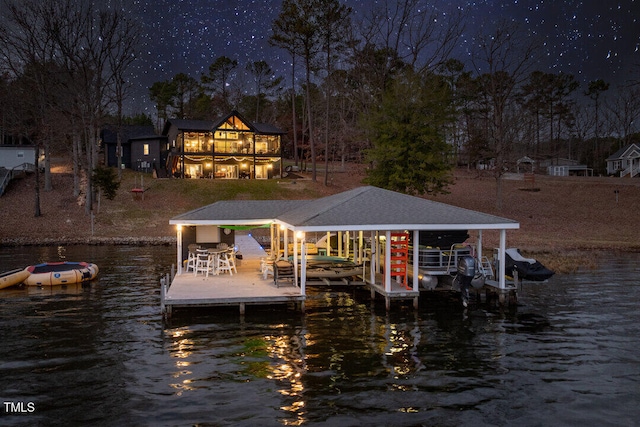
[176,225,182,231]
[280,224,286,231]
[296,231,305,240]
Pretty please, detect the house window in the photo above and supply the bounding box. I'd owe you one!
[143,144,149,156]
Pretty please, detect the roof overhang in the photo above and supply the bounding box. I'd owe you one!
[169,186,519,232]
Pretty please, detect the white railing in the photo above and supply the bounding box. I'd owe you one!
[620,164,640,177]
[415,245,472,273]
[0,163,36,196]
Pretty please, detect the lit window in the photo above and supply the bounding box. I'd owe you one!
[143,144,149,155]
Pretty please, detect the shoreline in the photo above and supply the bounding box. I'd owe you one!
[3,235,639,275]
[3,164,640,274]
[0,236,177,247]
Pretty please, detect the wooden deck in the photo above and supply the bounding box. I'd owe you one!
[160,234,476,316]
[162,235,305,316]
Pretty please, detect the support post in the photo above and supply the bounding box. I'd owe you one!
[384,230,391,292]
[412,229,419,292]
[176,226,183,274]
[160,276,165,314]
[283,227,289,259]
[300,232,306,296]
[499,229,507,290]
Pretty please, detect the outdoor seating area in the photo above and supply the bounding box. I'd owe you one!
[185,243,238,277]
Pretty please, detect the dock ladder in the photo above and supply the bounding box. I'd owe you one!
[478,256,494,280]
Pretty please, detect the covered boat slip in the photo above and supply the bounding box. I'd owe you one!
[166,186,519,314]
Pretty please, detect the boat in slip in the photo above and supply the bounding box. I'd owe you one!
[0,268,30,290]
[24,262,99,286]
[504,248,554,281]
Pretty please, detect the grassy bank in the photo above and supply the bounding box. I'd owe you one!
[2,161,639,273]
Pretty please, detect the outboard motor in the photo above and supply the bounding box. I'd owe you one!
[457,256,476,307]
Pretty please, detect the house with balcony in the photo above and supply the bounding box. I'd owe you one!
[163,111,285,179]
[606,143,640,177]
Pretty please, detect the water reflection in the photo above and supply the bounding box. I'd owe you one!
[1,246,639,426]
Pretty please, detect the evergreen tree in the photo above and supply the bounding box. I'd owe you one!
[363,70,454,195]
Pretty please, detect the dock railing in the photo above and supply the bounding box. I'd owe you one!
[160,264,175,317]
[415,245,472,273]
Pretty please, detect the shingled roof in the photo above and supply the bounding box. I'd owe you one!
[170,186,518,232]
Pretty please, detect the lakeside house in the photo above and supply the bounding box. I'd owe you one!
[0,144,37,171]
[163,110,285,179]
[606,143,640,177]
[0,144,40,196]
[101,125,166,173]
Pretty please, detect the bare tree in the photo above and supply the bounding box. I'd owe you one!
[246,60,283,123]
[605,85,640,149]
[271,0,324,181]
[0,0,64,214]
[317,0,353,186]
[106,15,140,180]
[470,19,540,210]
[585,79,610,165]
[360,0,465,73]
[53,2,142,213]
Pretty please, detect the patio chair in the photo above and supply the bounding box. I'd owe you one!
[274,260,296,288]
[217,250,236,275]
[185,244,199,273]
[260,256,276,279]
[194,248,213,277]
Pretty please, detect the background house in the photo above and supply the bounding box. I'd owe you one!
[163,111,284,179]
[0,144,39,196]
[606,143,640,177]
[0,144,37,170]
[101,125,166,173]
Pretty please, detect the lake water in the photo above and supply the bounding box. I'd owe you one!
[0,245,639,426]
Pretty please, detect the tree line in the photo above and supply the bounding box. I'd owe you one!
[2,0,639,217]
[148,1,640,200]
[0,0,140,216]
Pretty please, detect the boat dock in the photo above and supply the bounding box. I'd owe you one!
[161,234,423,317]
[161,235,305,317]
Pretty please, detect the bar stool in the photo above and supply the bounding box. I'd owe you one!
[217,250,236,275]
[194,249,212,277]
[185,244,199,273]
[260,256,275,279]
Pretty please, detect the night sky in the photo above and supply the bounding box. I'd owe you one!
[122,0,639,114]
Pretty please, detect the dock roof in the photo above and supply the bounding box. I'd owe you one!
[170,186,518,232]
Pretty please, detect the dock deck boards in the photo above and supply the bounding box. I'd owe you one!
[164,235,305,312]
[166,261,304,306]
[162,234,509,315]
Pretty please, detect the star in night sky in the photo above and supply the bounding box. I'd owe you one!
[121,0,639,114]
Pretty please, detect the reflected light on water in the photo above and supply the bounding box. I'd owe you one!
[266,334,307,425]
[171,329,194,359]
[384,325,417,378]
[169,328,196,396]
